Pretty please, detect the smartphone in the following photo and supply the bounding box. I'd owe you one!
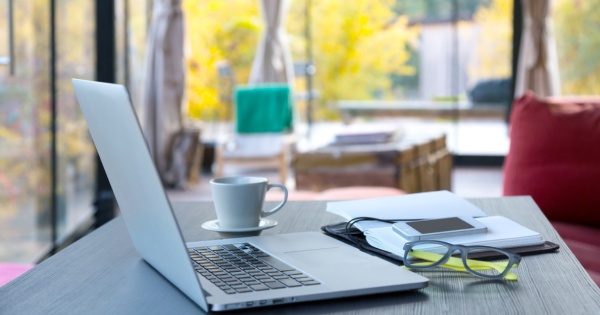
[392,216,487,241]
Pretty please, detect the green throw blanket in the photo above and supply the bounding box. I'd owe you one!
[235,84,293,133]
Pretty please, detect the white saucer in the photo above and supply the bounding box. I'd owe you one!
[201,218,277,233]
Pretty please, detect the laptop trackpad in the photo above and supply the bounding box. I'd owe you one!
[284,247,371,265]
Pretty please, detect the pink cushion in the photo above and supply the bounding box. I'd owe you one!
[503,92,600,227]
[265,190,319,201]
[265,186,405,201]
[314,186,405,200]
[0,263,34,287]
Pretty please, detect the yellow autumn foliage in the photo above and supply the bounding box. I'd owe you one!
[184,0,417,121]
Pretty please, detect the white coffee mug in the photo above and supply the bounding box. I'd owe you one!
[209,176,288,229]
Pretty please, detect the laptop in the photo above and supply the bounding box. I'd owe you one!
[71,79,428,312]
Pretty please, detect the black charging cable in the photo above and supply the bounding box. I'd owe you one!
[344,217,406,252]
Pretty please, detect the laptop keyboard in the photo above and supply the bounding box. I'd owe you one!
[188,243,321,294]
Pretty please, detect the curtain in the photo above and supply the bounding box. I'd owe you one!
[514,0,560,98]
[248,0,295,85]
[141,0,186,180]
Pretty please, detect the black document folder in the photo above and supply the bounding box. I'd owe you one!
[322,222,560,265]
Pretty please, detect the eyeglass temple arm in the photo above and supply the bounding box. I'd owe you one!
[408,250,519,280]
[410,250,517,269]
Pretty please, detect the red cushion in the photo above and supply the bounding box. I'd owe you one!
[562,239,600,275]
[503,92,600,227]
[552,221,600,248]
[586,270,600,288]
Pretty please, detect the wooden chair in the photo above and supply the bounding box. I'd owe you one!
[215,84,293,183]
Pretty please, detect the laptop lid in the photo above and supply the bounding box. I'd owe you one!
[72,79,208,311]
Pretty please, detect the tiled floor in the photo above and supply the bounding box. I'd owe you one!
[166,166,504,202]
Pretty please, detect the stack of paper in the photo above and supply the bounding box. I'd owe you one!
[332,124,403,145]
[326,191,544,257]
[327,190,487,230]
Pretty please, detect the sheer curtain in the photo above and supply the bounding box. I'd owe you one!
[248,0,295,85]
[141,0,186,179]
[514,0,561,98]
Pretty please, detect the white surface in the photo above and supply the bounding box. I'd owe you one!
[201,218,277,233]
[221,133,284,158]
[326,190,487,230]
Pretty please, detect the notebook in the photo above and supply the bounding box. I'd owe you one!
[71,79,428,312]
[326,190,488,231]
[322,192,559,263]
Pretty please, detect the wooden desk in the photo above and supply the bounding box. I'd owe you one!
[1,197,599,314]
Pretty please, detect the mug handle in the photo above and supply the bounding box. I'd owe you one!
[261,184,288,218]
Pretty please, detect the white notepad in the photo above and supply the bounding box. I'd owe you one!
[326,190,488,230]
[363,216,545,257]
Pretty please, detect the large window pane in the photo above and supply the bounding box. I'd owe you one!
[181,0,511,157]
[289,0,512,156]
[0,1,52,262]
[115,0,151,111]
[55,0,96,240]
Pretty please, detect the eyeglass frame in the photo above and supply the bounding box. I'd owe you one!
[403,240,522,280]
[343,217,522,280]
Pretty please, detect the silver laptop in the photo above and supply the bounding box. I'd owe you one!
[72,79,428,312]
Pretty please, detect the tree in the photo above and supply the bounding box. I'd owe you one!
[184,0,417,121]
[289,0,418,119]
[553,0,600,94]
[183,0,260,120]
[471,0,512,80]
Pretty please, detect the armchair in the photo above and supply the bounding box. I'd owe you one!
[503,91,600,285]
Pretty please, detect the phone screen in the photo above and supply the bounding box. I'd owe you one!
[406,217,474,234]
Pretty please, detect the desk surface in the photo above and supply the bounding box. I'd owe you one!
[2,197,599,314]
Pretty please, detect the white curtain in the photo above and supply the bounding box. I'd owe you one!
[514,0,561,98]
[141,0,186,179]
[248,0,295,85]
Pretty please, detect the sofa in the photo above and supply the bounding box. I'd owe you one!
[503,91,600,286]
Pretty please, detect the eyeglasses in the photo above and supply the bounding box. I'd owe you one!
[402,240,522,280]
[343,217,522,281]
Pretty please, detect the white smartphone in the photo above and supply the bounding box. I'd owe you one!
[392,216,487,241]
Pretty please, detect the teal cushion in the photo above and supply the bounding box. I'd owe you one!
[235,84,293,133]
